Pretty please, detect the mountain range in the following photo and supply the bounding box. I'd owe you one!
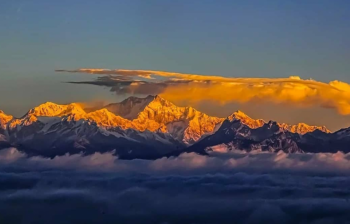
[0,95,348,159]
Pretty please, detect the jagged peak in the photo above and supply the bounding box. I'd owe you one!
[152,95,164,101]
[103,97,330,135]
[133,95,219,122]
[8,97,332,138]
[86,108,128,121]
[0,110,11,118]
[267,120,279,126]
[0,110,14,129]
[319,126,330,133]
[118,95,166,105]
[0,110,12,121]
[228,110,250,121]
[90,108,112,114]
[295,122,329,131]
[103,95,174,120]
[145,95,175,109]
[28,102,86,117]
[119,95,153,104]
[226,110,330,134]
[227,110,265,129]
[279,122,330,134]
[85,108,130,127]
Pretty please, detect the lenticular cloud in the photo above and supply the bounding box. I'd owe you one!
[57,68,350,115]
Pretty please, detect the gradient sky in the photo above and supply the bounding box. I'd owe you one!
[1,0,350,119]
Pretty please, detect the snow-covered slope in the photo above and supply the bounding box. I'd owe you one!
[4,96,223,158]
[103,95,154,119]
[0,95,339,159]
[278,123,329,135]
[0,110,12,129]
[0,110,12,147]
[183,113,346,155]
[101,95,224,144]
[227,110,330,135]
[6,101,185,159]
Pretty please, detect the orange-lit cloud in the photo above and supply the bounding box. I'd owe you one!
[56,69,350,115]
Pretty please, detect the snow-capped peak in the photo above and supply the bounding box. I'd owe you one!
[227,110,265,129]
[228,110,247,119]
[84,108,131,129]
[131,95,224,143]
[145,95,175,109]
[226,111,329,135]
[103,95,156,120]
[0,110,13,129]
[27,102,86,117]
[2,95,331,148]
[278,122,330,134]
[101,95,224,144]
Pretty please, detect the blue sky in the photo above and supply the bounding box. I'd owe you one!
[1,0,350,116]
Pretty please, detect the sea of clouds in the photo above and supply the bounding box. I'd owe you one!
[1,148,350,224]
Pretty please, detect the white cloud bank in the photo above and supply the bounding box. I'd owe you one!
[1,148,350,223]
[3,147,350,174]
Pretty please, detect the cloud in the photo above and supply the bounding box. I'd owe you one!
[57,69,350,116]
[3,147,350,174]
[2,148,350,223]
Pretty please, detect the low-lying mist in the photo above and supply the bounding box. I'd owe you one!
[1,148,350,224]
